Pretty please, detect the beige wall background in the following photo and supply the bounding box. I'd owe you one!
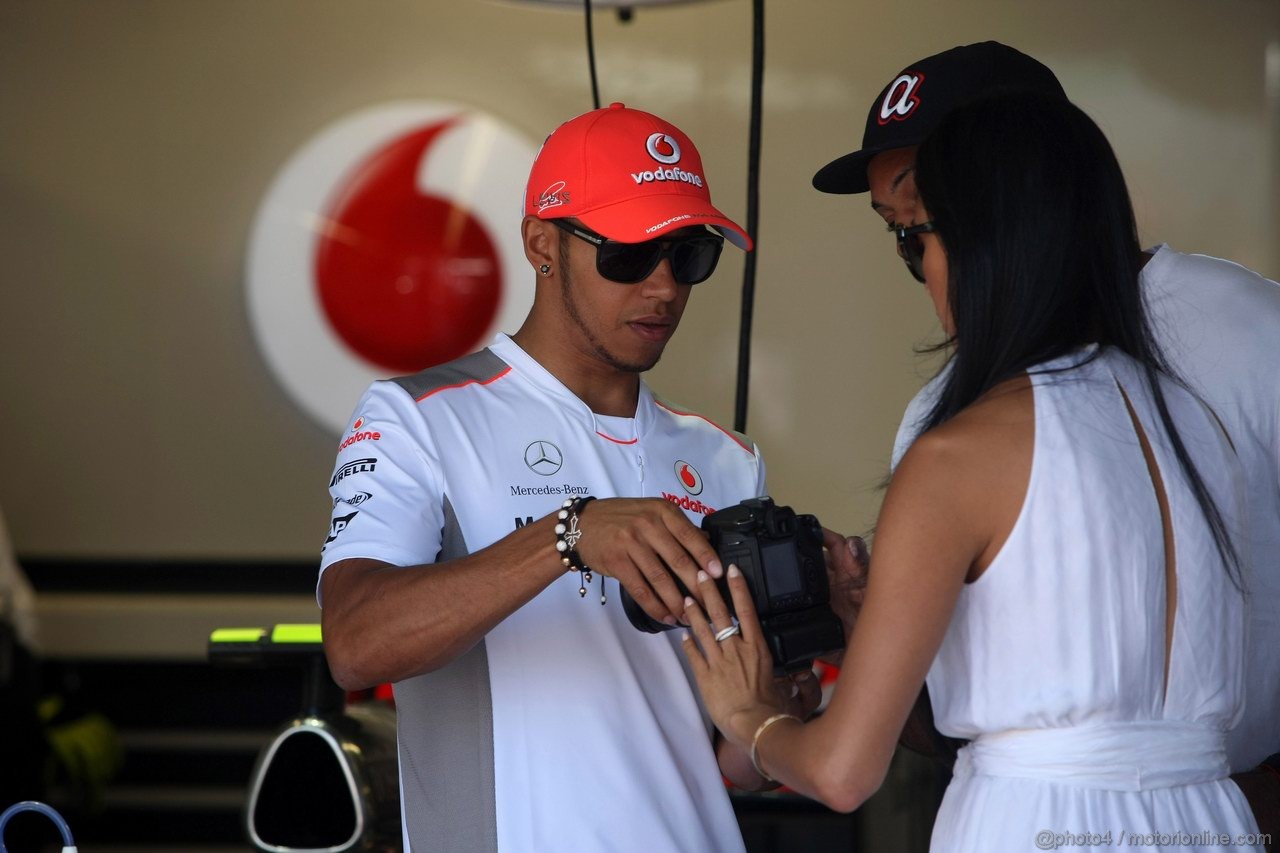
[2,0,1278,560]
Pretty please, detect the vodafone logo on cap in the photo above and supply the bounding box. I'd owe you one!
[878,72,924,125]
[646,132,682,165]
[247,102,537,433]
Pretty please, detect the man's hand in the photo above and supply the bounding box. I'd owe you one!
[824,529,869,633]
[781,668,823,720]
[574,498,723,627]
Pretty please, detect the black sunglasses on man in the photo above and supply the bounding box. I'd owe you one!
[550,219,725,286]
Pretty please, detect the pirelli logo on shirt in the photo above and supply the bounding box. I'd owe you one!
[331,457,376,487]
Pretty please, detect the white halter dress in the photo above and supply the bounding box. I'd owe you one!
[924,347,1263,852]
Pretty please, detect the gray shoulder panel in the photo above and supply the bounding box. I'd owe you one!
[392,348,510,402]
[726,425,755,453]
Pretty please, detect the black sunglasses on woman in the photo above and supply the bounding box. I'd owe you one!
[895,221,936,284]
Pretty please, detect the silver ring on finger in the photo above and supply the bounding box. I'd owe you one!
[714,624,741,643]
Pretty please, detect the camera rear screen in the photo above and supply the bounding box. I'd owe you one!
[760,540,802,599]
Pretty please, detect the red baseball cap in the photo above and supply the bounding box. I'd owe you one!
[525,102,752,250]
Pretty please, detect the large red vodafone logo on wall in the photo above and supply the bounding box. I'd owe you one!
[247,102,536,432]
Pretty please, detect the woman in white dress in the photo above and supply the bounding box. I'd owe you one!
[681,91,1263,852]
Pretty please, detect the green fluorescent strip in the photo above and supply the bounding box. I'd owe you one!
[271,624,323,644]
[210,628,266,643]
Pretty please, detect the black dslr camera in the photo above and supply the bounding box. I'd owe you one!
[621,497,846,674]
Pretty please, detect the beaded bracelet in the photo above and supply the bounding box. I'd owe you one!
[750,712,800,783]
[555,496,601,602]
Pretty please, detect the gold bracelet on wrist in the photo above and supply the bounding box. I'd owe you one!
[750,712,800,782]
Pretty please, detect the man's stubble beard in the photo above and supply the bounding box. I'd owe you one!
[559,233,663,374]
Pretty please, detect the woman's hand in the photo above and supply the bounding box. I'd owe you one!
[681,566,789,749]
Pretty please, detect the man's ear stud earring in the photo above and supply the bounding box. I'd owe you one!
[539,264,552,276]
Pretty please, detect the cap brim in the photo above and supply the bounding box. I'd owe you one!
[814,151,875,195]
[812,136,927,195]
[573,193,753,251]
[812,148,878,194]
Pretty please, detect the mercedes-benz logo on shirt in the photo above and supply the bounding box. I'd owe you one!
[524,440,563,476]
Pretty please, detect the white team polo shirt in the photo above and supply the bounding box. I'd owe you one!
[320,333,765,853]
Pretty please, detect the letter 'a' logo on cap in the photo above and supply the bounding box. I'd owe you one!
[646,133,682,165]
[878,72,925,125]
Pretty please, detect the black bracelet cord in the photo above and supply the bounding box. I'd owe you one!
[555,496,602,602]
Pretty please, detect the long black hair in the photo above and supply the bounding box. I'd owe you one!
[913,91,1241,586]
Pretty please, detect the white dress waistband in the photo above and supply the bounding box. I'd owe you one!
[953,721,1230,791]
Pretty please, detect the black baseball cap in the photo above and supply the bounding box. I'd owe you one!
[812,41,1068,194]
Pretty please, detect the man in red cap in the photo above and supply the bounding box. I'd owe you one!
[814,41,1280,838]
[318,103,818,852]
